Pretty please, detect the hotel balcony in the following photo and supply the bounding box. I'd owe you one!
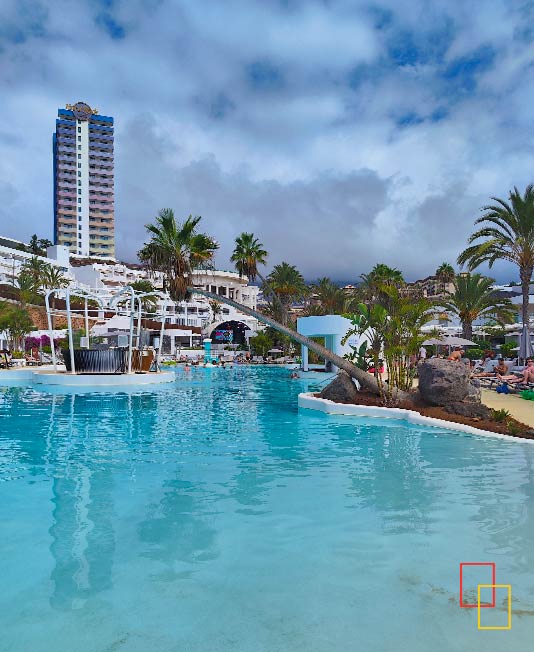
[57,140,76,148]
[89,184,114,192]
[89,140,114,149]
[89,203,115,212]
[89,124,114,133]
[89,215,114,222]
[89,157,114,166]
[56,119,75,127]
[89,173,114,182]
[89,185,114,193]
[89,157,113,167]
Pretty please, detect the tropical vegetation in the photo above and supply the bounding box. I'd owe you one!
[138,209,219,301]
[305,277,347,315]
[435,262,455,284]
[230,232,267,282]
[343,283,436,403]
[249,332,273,356]
[263,262,308,326]
[458,185,534,330]
[0,302,34,351]
[130,279,159,313]
[439,273,515,340]
[358,263,405,308]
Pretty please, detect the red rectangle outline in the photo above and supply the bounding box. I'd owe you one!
[459,562,496,608]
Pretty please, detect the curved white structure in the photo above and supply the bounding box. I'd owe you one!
[0,366,175,388]
[298,392,534,444]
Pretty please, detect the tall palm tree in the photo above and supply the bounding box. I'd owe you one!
[435,262,455,283]
[440,273,515,340]
[21,256,49,291]
[138,209,219,301]
[264,262,308,326]
[42,264,70,292]
[361,263,404,288]
[307,277,346,315]
[358,263,405,310]
[230,232,267,282]
[458,185,534,329]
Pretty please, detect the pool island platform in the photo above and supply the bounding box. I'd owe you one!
[0,366,175,388]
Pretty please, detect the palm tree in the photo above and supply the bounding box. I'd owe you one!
[138,209,219,301]
[40,264,71,327]
[435,262,455,283]
[209,299,223,324]
[440,273,515,340]
[458,185,534,329]
[15,271,38,308]
[264,262,308,326]
[42,264,70,291]
[307,277,346,315]
[230,232,267,282]
[361,263,404,288]
[130,279,159,313]
[28,234,53,256]
[21,256,49,291]
[358,263,405,310]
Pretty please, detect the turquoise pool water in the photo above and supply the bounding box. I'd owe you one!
[1,366,533,651]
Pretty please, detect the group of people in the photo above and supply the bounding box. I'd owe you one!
[474,357,534,385]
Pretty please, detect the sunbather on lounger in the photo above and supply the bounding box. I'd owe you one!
[501,359,534,384]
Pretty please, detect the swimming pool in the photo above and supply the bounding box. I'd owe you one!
[1,366,533,651]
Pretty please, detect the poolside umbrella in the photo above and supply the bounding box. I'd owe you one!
[422,334,477,357]
[518,324,534,361]
[422,335,477,347]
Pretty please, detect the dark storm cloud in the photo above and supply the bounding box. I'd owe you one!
[1,0,534,281]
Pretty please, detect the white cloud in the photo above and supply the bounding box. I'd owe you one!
[0,0,533,282]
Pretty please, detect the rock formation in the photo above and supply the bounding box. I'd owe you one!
[418,358,491,419]
[319,371,359,404]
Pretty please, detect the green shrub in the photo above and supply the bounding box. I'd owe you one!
[507,420,522,436]
[499,342,517,358]
[463,348,484,361]
[11,351,24,359]
[492,408,511,423]
[473,339,492,350]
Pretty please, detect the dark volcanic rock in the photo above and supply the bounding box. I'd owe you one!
[319,371,359,404]
[443,402,492,420]
[418,359,478,406]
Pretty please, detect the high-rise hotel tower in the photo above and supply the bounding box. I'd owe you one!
[53,102,115,258]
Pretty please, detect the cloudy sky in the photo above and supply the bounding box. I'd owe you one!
[1,0,533,282]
